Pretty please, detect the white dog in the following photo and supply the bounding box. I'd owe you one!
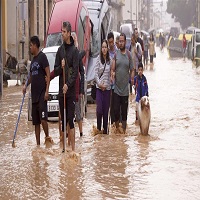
[138,96,151,135]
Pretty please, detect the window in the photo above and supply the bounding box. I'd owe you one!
[46,33,62,47]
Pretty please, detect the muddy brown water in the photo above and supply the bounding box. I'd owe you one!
[0,48,200,199]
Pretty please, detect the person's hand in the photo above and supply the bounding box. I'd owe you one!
[45,75,47,83]
[131,78,134,86]
[80,93,83,98]
[44,91,49,101]
[63,84,68,94]
[61,58,65,69]
[99,84,106,91]
[22,85,26,95]
[110,72,115,83]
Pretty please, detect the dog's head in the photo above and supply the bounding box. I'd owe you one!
[140,96,150,111]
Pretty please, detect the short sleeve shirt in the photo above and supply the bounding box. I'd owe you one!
[114,50,133,96]
[30,51,49,103]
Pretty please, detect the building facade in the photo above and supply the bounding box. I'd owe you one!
[4,0,53,65]
[0,1,2,95]
[108,0,125,32]
[0,0,7,95]
[122,0,162,31]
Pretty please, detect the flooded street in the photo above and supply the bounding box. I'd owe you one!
[1,47,200,200]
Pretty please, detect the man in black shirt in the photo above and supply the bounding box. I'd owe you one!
[23,36,53,145]
[54,21,79,151]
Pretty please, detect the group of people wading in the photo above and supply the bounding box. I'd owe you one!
[23,21,151,153]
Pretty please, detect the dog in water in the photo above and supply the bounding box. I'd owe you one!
[138,96,151,135]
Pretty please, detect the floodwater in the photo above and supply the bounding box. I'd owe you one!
[0,47,200,200]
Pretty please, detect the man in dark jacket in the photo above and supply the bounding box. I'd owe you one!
[54,21,79,151]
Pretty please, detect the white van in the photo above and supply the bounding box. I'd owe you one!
[120,23,133,49]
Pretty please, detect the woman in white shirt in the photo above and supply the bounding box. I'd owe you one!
[94,39,111,134]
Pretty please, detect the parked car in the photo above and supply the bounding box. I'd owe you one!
[28,46,60,121]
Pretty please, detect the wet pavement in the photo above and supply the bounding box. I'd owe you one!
[0,47,200,199]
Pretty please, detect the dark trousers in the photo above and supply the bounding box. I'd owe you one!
[113,92,129,122]
[110,89,115,124]
[150,55,154,63]
[59,95,75,131]
[96,88,110,133]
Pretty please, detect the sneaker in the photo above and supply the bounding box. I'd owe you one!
[80,132,83,137]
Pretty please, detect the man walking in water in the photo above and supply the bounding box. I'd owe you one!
[23,36,53,145]
[111,33,134,133]
[54,21,79,151]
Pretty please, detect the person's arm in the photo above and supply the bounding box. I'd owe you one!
[50,70,55,81]
[141,39,144,53]
[79,59,85,95]
[110,54,116,83]
[22,73,32,94]
[44,66,50,101]
[129,54,135,86]
[54,47,62,76]
[94,55,101,85]
[133,76,137,94]
[145,77,149,97]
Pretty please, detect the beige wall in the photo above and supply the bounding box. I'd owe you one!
[2,0,7,67]
[5,0,54,61]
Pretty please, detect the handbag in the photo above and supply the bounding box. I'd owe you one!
[91,63,106,100]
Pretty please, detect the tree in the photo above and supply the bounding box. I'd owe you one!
[167,0,196,29]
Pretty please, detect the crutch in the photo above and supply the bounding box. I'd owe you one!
[62,61,67,153]
[12,73,29,147]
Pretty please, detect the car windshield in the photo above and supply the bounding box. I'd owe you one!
[46,33,62,47]
[45,52,56,72]
[46,31,76,47]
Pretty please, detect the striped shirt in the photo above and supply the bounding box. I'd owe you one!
[94,55,111,90]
